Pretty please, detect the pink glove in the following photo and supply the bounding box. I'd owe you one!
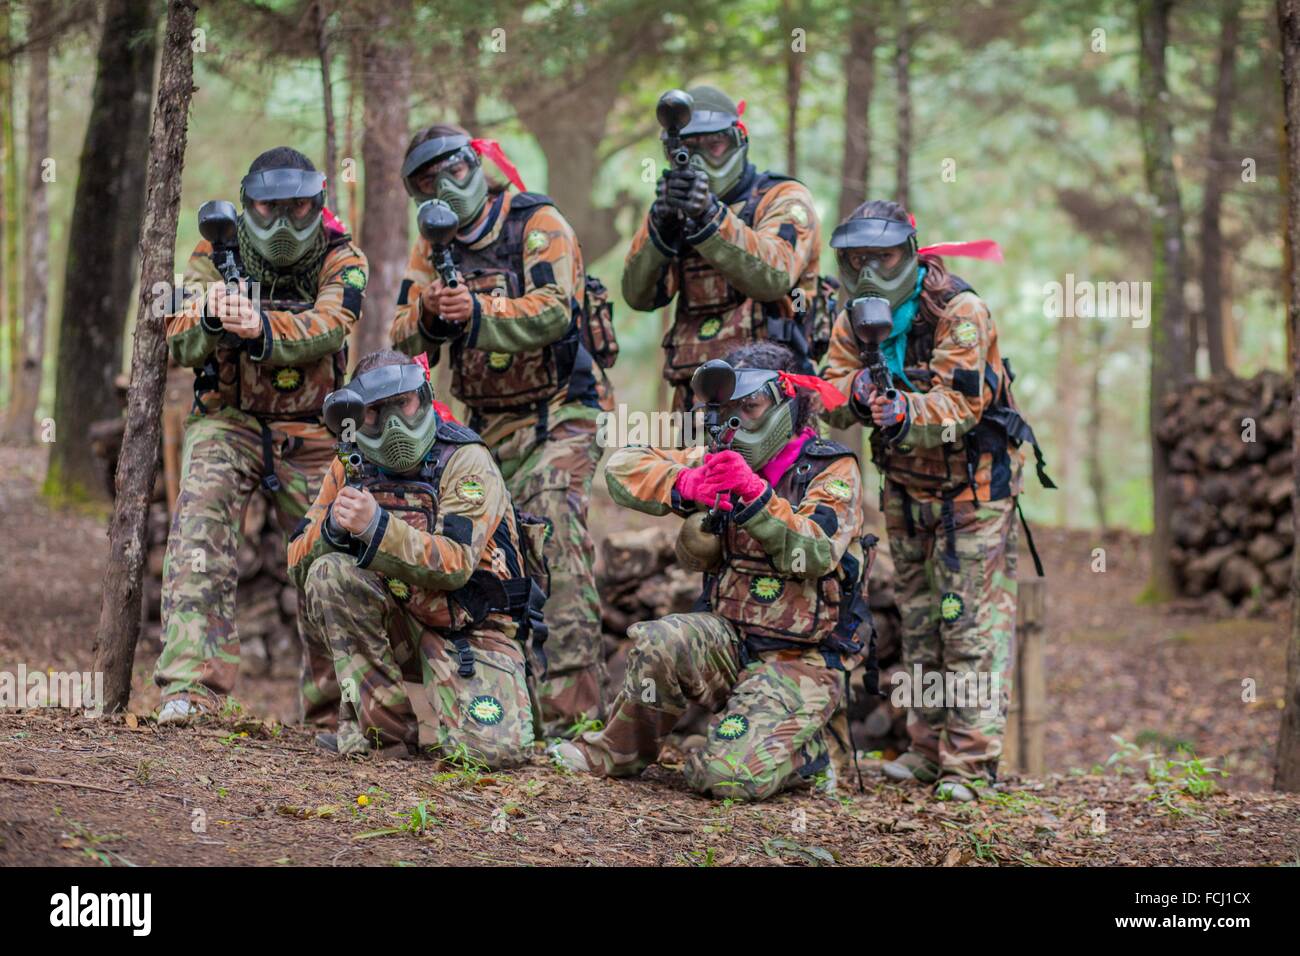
[675,462,735,510]
[703,450,767,503]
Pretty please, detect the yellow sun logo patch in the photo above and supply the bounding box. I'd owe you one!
[341,266,367,290]
[953,321,979,347]
[940,592,965,623]
[487,352,512,372]
[825,477,853,501]
[468,695,504,725]
[715,714,749,741]
[271,367,303,392]
[524,229,549,255]
[787,202,809,226]
[386,577,411,602]
[750,575,784,603]
[457,477,485,502]
[699,317,723,340]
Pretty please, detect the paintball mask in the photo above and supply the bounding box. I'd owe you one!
[324,363,438,475]
[696,364,795,471]
[830,215,920,311]
[239,166,326,268]
[677,85,748,198]
[402,134,488,227]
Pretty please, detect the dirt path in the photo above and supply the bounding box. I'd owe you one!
[1,445,1298,866]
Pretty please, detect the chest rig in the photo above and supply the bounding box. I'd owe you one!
[193,234,356,493]
[445,192,582,417]
[699,437,876,673]
[871,275,1055,575]
[355,418,550,677]
[662,171,822,384]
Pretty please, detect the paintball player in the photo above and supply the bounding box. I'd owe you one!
[287,350,538,764]
[154,147,367,726]
[551,342,876,802]
[822,199,1052,801]
[622,86,825,412]
[390,124,607,738]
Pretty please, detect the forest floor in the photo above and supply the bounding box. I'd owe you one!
[1,445,1298,867]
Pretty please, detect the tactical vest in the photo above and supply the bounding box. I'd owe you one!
[447,192,583,412]
[662,172,824,384]
[870,275,1055,576]
[703,437,875,664]
[353,419,550,675]
[194,234,354,422]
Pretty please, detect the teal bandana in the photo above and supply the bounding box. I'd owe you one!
[881,265,926,390]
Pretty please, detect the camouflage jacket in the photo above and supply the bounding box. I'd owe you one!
[605,437,869,654]
[287,426,519,637]
[622,168,821,385]
[166,235,368,419]
[391,191,597,444]
[822,278,1026,503]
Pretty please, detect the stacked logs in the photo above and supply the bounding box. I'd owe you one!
[595,526,909,756]
[1156,371,1294,609]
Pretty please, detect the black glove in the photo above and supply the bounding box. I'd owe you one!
[665,166,717,228]
[649,172,682,250]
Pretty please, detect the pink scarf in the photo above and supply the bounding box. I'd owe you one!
[759,427,816,487]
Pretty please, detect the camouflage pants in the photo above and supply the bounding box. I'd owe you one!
[572,612,844,802]
[884,485,1018,782]
[300,552,534,768]
[495,416,606,737]
[153,411,339,724]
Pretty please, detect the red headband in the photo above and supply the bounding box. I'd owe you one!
[414,352,458,422]
[470,138,527,192]
[909,213,1003,262]
[776,371,847,410]
[735,99,748,138]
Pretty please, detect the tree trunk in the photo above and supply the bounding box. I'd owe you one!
[1136,0,1191,600]
[355,4,410,358]
[459,29,481,130]
[92,0,197,715]
[314,0,338,211]
[44,0,157,502]
[1275,0,1300,792]
[782,0,802,177]
[1201,0,1240,378]
[838,13,875,223]
[2,0,50,443]
[0,0,16,410]
[894,0,912,210]
[1086,317,1109,530]
[1053,302,1079,526]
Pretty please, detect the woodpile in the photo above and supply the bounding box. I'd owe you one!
[1156,371,1293,609]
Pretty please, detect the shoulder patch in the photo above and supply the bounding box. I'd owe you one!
[456,476,486,503]
[787,202,809,226]
[823,476,854,501]
[524,229,549,255]
[340,265,367,290]
[953,320,980,347]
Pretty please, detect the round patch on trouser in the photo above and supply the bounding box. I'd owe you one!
[715,714,750,740]
[468,695,504,725]
[940,592,965,623]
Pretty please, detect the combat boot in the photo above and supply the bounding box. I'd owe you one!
[156,694,212,726]
[547,740,591,773]
[934,777,977,802]
[881,750,940,784]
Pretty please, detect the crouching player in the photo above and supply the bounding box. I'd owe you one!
[551,342,876,800]
[288,350,541,766]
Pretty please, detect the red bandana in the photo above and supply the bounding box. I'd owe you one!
[470,138,527,192]
[414,352,458,423]
[776,371,847,410]
[910,213,1003,262]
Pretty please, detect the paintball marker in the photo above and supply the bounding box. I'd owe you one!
[850,296,899,404]
[196,200,314,313]
[417,199,461,289]
[322,387,370,488]
[690,359,739,534]
[657,89,695,171]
